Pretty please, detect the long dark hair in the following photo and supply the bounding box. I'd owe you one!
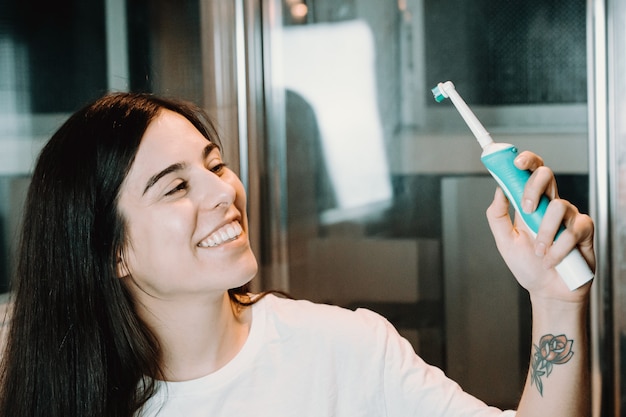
[0,92,252,416]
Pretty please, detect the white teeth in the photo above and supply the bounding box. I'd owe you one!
[197,221,243,248]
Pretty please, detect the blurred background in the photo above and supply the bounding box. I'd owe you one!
[0,0,622,414]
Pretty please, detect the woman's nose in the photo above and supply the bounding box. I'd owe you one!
[199,171,236,210]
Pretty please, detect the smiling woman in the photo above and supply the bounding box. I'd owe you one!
[117,109,258,305]
[0,93,262,417]
[0,92,594,417]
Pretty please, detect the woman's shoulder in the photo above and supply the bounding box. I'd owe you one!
[255,293,394,341]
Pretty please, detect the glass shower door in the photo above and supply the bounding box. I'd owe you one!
[0,0,598,411]
[0,0,111,292]
[260,0,589,409]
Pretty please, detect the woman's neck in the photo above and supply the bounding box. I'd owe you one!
[136,291,253,381]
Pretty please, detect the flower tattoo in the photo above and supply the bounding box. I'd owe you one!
[530,334,574,396]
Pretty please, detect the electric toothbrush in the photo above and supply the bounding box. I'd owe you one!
[431,80,593,291]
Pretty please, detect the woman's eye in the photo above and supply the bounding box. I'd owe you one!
[165,181,188,196]
[210,162,227,175]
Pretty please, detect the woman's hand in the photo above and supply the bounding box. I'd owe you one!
[485,151,595,303]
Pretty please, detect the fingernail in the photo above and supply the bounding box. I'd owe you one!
[523,199,534,213]
[515,155,527,166]
[535,242,546,257]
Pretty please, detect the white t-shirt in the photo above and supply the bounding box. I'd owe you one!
[138,294,515,417]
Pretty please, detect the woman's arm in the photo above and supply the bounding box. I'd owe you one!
[485,152,594,417]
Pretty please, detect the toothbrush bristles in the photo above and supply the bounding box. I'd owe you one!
[431,86,446,102]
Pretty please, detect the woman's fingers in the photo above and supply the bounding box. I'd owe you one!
[515,151,559,212]
[537,199,595,271]
[514,150,544,172]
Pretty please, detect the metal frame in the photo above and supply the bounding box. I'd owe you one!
[200,0,290,292]
[588,0,619,415]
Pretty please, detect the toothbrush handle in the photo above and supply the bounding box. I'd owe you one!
[481,144,594,291]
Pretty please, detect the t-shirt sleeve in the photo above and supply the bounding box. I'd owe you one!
[354,308,516,417]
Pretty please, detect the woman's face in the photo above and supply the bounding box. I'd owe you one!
[117,109,258,300]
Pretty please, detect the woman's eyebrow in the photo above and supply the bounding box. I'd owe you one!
[203,142,217,159]
[143,163,186,195]
[142,142,217,195]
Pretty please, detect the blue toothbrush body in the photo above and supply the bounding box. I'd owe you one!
[431,81,593,290]
[481,144,552,235]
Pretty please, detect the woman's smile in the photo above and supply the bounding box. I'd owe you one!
[197,220,243,248]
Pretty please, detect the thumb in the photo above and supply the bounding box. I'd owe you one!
[486,187,516,250]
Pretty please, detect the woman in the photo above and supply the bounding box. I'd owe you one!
[0,92,594,416]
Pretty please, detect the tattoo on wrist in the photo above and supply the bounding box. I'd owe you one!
[530,334,574,396]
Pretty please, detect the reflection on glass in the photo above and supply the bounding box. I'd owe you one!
[0,0,205,291]
[0,0,108,292]
[282,20,392,223]
[278,0,588,409]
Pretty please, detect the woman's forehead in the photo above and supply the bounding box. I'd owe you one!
[141,110,210,154]
[123,111,213,189]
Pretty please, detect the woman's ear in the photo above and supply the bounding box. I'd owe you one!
[116,253,131,278]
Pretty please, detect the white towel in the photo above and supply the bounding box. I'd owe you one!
[282,20,392,220]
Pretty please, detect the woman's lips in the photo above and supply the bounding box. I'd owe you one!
[197,221,243,248]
